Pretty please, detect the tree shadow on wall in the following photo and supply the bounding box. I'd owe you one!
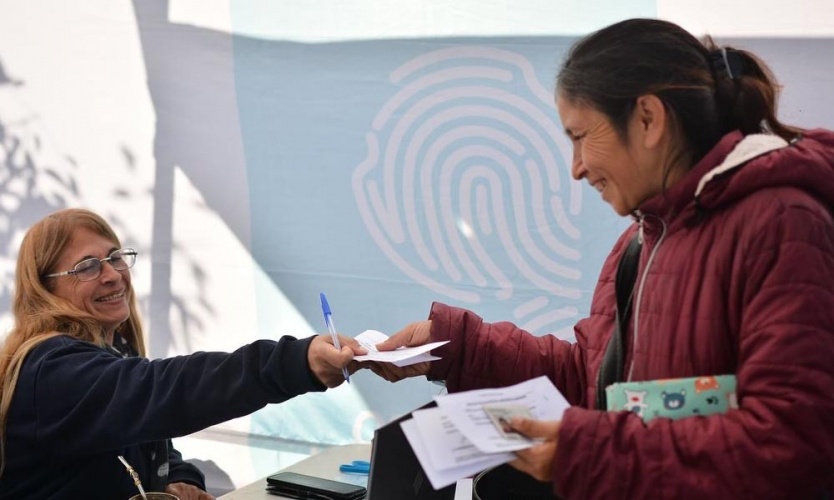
[132,0,251,359]
[0,59,77,324]
[0,55,210,349]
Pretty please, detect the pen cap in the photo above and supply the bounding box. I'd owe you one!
[320,292,332,316]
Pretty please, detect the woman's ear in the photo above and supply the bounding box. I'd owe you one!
[633,94,667,150]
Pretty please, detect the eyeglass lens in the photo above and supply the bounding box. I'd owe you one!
[75,249,136,281]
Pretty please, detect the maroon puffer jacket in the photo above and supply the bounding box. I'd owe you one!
[427,130,834,499]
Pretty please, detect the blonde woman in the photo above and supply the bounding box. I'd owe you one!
[0,208,362,499]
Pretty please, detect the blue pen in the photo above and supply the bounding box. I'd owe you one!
[320,293,351,384]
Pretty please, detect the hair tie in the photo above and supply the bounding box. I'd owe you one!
[709,47,743,80]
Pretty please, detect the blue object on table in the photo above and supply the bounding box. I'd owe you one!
[339,460,371,475]
[320,292,351,384]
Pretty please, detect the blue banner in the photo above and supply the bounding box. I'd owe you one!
[232,37,632,442]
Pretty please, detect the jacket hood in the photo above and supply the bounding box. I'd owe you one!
[640,129,834,221]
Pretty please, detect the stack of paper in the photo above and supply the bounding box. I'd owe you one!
[400,376,570,490]
[353,329,449,367]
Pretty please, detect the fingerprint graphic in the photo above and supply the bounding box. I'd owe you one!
[353,46,583,336]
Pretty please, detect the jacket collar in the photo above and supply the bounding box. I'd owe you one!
[636,131,790,223]
[694,134,789,199]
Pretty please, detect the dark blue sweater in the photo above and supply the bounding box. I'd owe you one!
[0,334,323,499]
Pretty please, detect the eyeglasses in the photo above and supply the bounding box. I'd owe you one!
[44,248,137,282]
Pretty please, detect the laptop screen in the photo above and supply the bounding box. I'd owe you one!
[365,401,455,500]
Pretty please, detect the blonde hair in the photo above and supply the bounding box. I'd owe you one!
[0,208,145,476]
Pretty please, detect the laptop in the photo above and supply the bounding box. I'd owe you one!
[365,401,456,500]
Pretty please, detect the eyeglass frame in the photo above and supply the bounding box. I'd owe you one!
[43,248,138,282]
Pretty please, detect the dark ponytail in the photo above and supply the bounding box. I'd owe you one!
[704,38,800,141]
[557,19,801,165]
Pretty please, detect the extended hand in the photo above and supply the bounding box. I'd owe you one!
[366,321,432,382]
[308,334,366,388]
[507,418,561,482]
[166,482,214,500]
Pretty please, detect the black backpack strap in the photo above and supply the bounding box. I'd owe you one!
[595,233,642,410]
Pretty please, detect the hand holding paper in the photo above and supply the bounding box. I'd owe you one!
[434,376,568,453]
[354,329,449,367]
[400,376,570,490]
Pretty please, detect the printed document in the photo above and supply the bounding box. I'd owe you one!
[400,376,570,490]
[411,407,513,471]
[401,419,508,490]
[434,376,570,453]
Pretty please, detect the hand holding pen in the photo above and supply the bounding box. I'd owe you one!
[320,293,352,383]
[306,330,364,388]
[312,293,354,387]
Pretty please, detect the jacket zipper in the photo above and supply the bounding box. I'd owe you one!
[626,213,667,381]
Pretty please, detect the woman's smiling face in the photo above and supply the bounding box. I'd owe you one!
[557,94,665,216]
[48,227,131,342]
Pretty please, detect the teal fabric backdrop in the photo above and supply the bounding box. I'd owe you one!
[230,34,644,441]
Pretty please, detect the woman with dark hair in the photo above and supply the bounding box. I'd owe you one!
[0,208,363,499]
[370,18,834,498]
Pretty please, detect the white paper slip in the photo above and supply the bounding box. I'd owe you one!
[401,418,510,490]
[411,407,513,471]
[434,376,570,454]
[353,329,449,366]
[392,353,441,368]
[454,478,473,500]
